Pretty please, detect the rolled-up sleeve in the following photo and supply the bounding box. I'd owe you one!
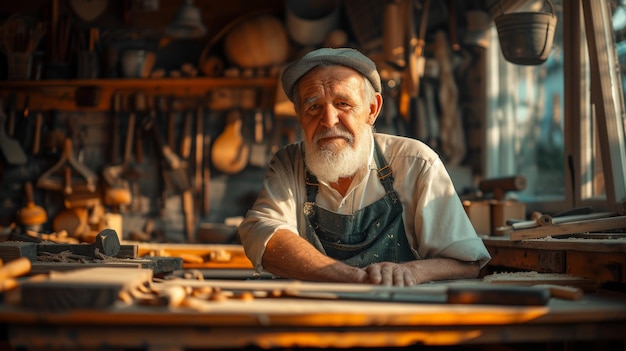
[238,144,305,272]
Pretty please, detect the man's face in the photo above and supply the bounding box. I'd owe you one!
[296,65,382,182]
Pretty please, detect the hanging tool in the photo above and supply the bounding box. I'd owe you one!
[43,109,65,157]
[202,132,211,217]
[142,100,194,241]
[154,96,171,213]
[180,106,193,161]
[32,112,43,156]
[102,92,132,213]
[211,109,249,174]
[194,103,204,209]
[180,103,195,242]
[5,94,17,138]
[383,0,406,69]
[0,100,28,165]
[122,93,142,213]
[399,0,430,124]
[145,105,190,195]
[249,110,267,167]
[36,137,98,195]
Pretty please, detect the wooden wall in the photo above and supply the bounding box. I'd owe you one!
[0,0,490,243]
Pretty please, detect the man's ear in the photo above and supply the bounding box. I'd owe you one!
[368,93,384,125]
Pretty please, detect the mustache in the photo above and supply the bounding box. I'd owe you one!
[313,126,354,144]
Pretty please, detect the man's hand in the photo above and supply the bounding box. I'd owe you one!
[364,262,421,286]
[364,259,481,286]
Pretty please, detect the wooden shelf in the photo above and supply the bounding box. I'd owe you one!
[0,77,278,112]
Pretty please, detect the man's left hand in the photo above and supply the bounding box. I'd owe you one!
[363,262,420,286]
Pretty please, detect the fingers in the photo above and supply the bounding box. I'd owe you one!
[402,270,418,286]
[365,265,383,285]
[365,263,418,287]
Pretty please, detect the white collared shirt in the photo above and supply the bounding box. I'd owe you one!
[239,133,491,273]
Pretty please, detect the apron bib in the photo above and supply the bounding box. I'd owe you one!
[303,141,415,267]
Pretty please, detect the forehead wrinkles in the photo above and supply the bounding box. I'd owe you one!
[300,73,360,104]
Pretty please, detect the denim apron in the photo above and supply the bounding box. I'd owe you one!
[303,141,416,267]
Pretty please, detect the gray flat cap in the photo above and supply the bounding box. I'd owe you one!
[281,47,382,102]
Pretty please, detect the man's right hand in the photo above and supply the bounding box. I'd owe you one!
[262,229,367,283]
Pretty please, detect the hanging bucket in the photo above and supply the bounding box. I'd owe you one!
[494,0,557,65]
[285,0,339,46]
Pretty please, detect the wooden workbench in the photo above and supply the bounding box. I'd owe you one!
[1,239,625,350]
[1,278,626,350]
[482,235,626,283]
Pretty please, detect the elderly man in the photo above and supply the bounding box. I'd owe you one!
[239,48,490,286]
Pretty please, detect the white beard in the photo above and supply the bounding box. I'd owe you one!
[304,125,373,183]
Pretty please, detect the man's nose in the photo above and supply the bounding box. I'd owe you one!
[320,105,339,128]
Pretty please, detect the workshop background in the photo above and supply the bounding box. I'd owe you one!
[1,0,498,243]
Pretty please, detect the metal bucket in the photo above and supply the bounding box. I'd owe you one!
[494,0,557,65]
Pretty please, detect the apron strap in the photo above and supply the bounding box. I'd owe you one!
[305,172,319,203]
[373,140,395,193]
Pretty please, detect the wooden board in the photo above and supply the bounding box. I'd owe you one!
[482,271,600,292]
[20,267,153,311]
[1,240,136,260]
[156,278,556,306]
[136,243,253,269]
[30,257,182,275]
[509,216,626,241]
[483,235,626,253]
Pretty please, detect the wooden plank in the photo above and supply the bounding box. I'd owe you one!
[582,0,626,206]
[30,257,182,275]
[20,267,153,311]
[138,256,183,275]
[482,271,600,292]
[137,243,253,269]
[509,216,626,241]
[483,236,626,253]
[487,246,565,273]
[30,261,143,274]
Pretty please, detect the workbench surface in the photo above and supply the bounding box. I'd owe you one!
[1,280,625,350]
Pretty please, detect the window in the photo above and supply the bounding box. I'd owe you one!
[486,0,626,213]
